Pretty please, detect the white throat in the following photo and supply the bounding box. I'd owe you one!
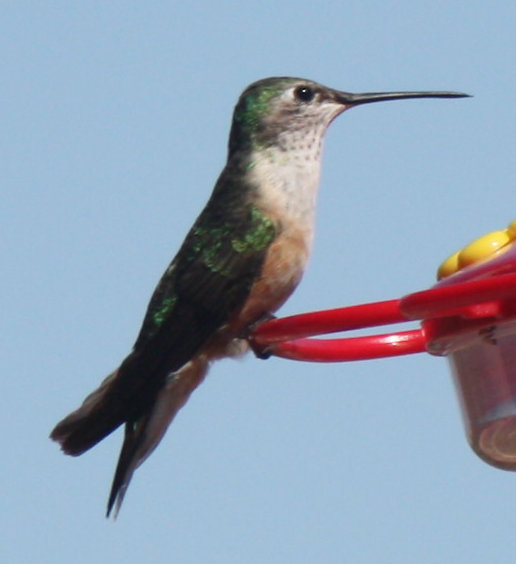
[247,139,324,229]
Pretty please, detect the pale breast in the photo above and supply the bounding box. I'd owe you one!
[228,146,322,328]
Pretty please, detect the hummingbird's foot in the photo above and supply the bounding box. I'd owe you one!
[244,313,277,360]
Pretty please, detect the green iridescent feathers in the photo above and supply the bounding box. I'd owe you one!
[191,205,274,269]
[134,200,275,347]
[228,78,294,154]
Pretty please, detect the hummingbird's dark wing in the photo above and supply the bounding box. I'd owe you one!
[103,196,277,515]
[51,181,277,514]
[125,191,277,389]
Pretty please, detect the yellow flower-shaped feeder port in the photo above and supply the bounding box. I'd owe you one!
[438,219,516,280]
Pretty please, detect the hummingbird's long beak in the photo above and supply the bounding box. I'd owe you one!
[335,90,471,106]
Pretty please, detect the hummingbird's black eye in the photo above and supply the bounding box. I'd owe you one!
[294,86,315,103]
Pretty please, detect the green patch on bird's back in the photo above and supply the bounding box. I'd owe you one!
[232,206,274,254]
[152,295,178,327]
[190,205,275,276]
[190,224,232,274]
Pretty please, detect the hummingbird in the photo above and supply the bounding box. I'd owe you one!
[51,77,468,516]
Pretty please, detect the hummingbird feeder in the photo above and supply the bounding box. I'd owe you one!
[250,220,516,470]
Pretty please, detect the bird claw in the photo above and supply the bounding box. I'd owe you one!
[250,343,273,360]
[243,313,277,360]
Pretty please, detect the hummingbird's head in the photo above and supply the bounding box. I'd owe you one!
[228,76,469,159]
[228,77,348,158]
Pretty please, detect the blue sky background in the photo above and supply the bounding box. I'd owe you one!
[4,2,516,562]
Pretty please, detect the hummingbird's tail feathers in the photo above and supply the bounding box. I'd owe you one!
[107,356,209,517]
[50,368,126,456]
